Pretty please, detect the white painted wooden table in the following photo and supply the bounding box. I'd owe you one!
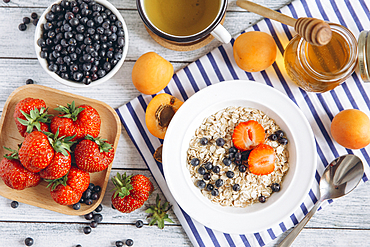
[1,0,370,246]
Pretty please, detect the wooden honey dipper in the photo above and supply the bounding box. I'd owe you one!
[236,0,332,46]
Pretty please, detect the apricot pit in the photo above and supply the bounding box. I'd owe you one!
[145,93,183,139]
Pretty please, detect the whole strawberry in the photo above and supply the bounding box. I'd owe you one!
[50,101,101,142]
[111,173,154,213]
[47,166,90,205]
[39,152,71,180]
[75,135,115,173]
[13,97,51,137]
[0,147,41,190]
[18,130,75,173]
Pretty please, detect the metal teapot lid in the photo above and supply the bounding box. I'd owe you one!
[358,30,370,82]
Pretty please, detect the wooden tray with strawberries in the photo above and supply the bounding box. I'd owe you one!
[0,85,121,215]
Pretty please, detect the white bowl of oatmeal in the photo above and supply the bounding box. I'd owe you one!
[162,80,316,234]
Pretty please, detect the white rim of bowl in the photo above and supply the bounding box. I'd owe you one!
[34,0,129,88]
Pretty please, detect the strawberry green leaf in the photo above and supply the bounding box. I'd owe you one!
[3,146,19,160]
[55,101,85,121]
[146,194,174,229]
[45,173,68,191]
[111,172,134,199]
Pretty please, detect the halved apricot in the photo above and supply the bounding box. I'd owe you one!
[145,93,183,139]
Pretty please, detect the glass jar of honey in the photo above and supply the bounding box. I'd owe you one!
[284,23,358,93]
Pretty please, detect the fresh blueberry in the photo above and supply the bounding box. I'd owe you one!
[197,167,206,175]
[216,138,225,147]
[269,134,278,141]
[84,212,94,220]
[25,237,34,246]
[90,220,98,228]
[223,158,231,166]
[83,226,91,234]
[206,183,214,191]
[226,171,235,178]
[31,13,38,19]
[275,130,284,138]
[83,189,92,199]
[212,165,220,174]
[204,162,213,170]
[228,152,235,160]
[235,152,242,161]
[93,185,101,192]
[93,213,103,223]
[197,180,206,189]
[234,159,241,166]
[91,192,99,200]
[232,184,240,191]
[11,201,19,208]
[203,173,211,181]
[125,239,134,246]
[95,204,103,212]
[258,195,266,203]
[238,164,247,173]
[271,183,281,192]
[135,220,144,228]
[85,199,93,205]
[215,179,223,188]
[190,158,200,166]
[23,17,31,24]
[200,137,208,145]
[229,147,238,154]
[278,138,288,145]
[26,79,33,84]
[18,23,27,31]
[72,202,81,210]
[115,240,124,247]
[211,188,219,196]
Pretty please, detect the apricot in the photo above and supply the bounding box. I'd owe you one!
[132,52,174,95]
[331,109,370,149]
[145,93,183,139]
[233,31,277,72]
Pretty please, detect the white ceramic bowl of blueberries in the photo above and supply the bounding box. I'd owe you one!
[34,0,129,88]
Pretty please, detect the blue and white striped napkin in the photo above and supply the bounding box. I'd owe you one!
[116,0,370,246]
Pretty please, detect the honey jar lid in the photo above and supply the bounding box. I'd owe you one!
[358,30,370,82]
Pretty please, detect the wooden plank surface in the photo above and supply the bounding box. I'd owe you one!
[2,0,370,246]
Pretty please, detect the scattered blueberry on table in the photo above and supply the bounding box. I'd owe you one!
[24,237,34,246]
[90,220,98,228]
[125,239,134,246]
[95,204,103,212]
[83,226,91,234]
[10,200,19,208]
[25,79,34,84]
[84,212,94,220]
[135,220,143,228]
[115,241,124,247]
[18,23,27,31]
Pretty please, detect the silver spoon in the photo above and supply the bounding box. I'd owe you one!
[278,154,364,247]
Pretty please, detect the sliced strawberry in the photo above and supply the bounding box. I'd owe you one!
[232,120,265,151]
[248,144,276,175]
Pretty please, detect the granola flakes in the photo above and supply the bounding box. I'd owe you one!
[186,106,289,208]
